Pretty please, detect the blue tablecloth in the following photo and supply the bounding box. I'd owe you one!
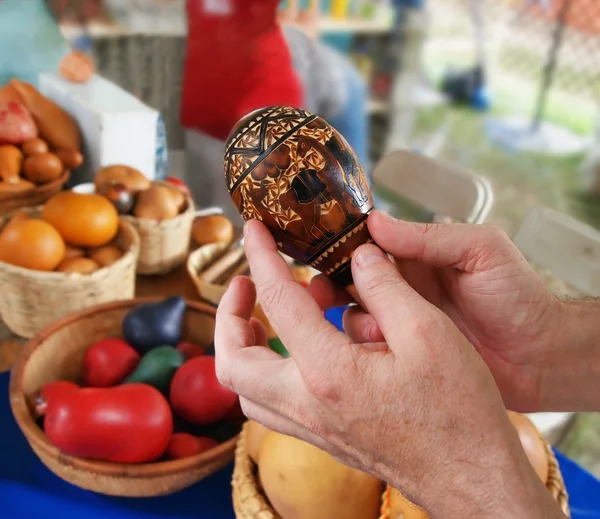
[1,307,598,518]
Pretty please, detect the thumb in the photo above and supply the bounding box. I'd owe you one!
[351,244,437,345]
[367,210,512,273]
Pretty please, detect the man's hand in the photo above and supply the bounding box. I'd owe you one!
[215,220,563,519]
[309,211,564,413]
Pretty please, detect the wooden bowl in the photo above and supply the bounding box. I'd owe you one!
[9,298,239,497]
[0,170,70,216]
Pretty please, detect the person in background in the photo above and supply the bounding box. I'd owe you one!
[0,0,95,89]
[281,0,371,178]
[181,0,371,220]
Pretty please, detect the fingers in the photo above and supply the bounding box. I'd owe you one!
[250,317,269,347]
[243,220,350,373]
[215,276,286,395]
[351,244,437,350]
[368,210,512,273]
[342,306,385,344]
[215,276,259,353]
[307,274,352,311]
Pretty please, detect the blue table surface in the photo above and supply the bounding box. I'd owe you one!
[1,307,599,518]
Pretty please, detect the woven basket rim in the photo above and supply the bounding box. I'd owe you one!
[187,242,230,289]
[0,170,70,202]
[233,422,570,518]
[9,297,239,478]
[0,217,141,280]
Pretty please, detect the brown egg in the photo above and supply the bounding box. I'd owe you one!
[387,488,430,519]
[56,257,100,274]
[134,184,179,220]
[89,245,123,267]
[508,411,549,483]
[95,165,151,194]
[54,149,84,169]
[0,219,65,271]
[64,245,85,260]
[192,215,234,246]
[23,153,64,183]
[22,138,49,156]
[163,183,187,213]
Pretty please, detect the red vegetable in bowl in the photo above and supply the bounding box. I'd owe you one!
[82,337,140,387]
[31,380,78,417]
[166,433,218,459]
[170,356,238,426]
[44,384,173,463]
[176,341,206,360]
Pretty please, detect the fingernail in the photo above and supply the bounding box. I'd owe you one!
[243,222,250,237]
[378,211,397,224]
[355,246,385,267]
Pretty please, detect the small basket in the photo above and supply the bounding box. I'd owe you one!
[232,423,570,519]
[122,187,195,275]
[0,209,140,339]
[187,242,231,306]
[9,298,238,497]
[0,171,70,216]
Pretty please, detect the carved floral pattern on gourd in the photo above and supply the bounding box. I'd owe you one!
[237,124,339,231]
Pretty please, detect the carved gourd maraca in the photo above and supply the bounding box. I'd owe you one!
[224,106,374,286]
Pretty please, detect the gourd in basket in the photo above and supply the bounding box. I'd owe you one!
[94,165,195,275]
[0,192,139,338]
[0,79,85,215]
[10,298,242,497]
[232,416,570,519]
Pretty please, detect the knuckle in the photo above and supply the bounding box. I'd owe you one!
[304,373,342,403]
[365,271,401,299]
[464,224,510,272]
[484,224,509,244]
[405,312,442,341]
[259,279,292,316]
[215,363,234,391]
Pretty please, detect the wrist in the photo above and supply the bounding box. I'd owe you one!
[382,419,565,519]
[538,298,600,412]
[428,429,564,519]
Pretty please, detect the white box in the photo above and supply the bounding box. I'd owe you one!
[38,73,166,185]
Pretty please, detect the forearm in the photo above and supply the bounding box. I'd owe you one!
[539,298,600,411]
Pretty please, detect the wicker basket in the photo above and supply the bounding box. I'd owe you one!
[187,242,231,306]
[9,298,238,497]
[0,171,70,216]
[122,188,194,275]
[232,423,570,519]
[0,209,140,339]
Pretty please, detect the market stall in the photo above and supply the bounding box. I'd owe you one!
[1,1,600,519]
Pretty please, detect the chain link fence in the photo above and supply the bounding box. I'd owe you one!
[425,0,600,105]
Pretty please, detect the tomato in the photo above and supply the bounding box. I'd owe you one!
[44,384,173,463]
[166,433,218,459]
[0,100,37,144]
[176,341,206,360]
[170,356,238,426]
[82,337,140,387]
